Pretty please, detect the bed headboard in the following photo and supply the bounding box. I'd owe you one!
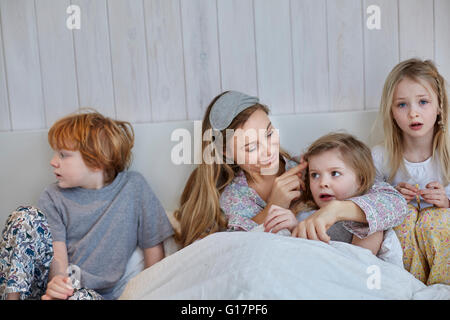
[0,110,382,228]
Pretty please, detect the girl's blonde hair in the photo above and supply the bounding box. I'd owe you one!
[48,109,134,185]
[174,91,292,248]
[378,58,450,183]
[292,132,375,213]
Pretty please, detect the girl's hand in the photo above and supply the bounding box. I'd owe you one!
[263,205,298,233]
[268,162,307,209]
[41,275,73,300]
[292,200,343,243]
[395,182,418,203]
[419,181,450,208]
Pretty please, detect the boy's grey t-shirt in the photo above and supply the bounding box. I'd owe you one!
[38,170,174,299]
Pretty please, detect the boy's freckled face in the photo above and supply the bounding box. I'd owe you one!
[50,149,103,189]
[308,149,360,208]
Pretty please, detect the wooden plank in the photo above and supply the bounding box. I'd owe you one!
[71,0,115,118]
[108,0,152,123]
[217,0,258,96]
[180,0,221,120]
[363,0,399,110]
[291,0,329,113]
[0,0,45,130]
[254,0,294,114]
[398,0,434,60]
[144,0,187,122]
[0,14,10,131]
[35,0,79,127]
[327,0,365,111]
[434,0,450,85]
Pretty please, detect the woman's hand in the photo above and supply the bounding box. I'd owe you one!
[267,162,307,209]
[41,275,73,300]
[395,182,418,203]
[419,181,450,208]
[263,205,298,233]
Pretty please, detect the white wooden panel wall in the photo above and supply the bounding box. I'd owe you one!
[35,0,79,127]
[363,0,398,110]
[0,0,449,132]
[217,0,258,97]
[291,0,329,113]
[0,16,10,131]
[144,0,186,122]
[1,0,45,130]
[435,0,450,86]
[399,0,434,60]
[180,0,221,120]
[72,0,115,118]
[327,0,364,111]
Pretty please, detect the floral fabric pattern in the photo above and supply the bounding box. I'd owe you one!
[0,206,103,300]
[394,204,449,285]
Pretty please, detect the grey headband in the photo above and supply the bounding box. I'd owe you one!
[209,91,259,131]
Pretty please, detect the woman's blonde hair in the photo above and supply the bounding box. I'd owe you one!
[48,109,134,185]
[174,91,292,248]
[292,132,375,213]
[377,58,450,183]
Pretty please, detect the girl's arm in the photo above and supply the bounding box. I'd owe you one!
[292,182,407,242]
[143,243,165,269]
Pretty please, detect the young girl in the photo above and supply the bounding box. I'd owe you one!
[290,133,384,255]
[174,90,408,249]
[373,58,450,285]
[0,110,174,300]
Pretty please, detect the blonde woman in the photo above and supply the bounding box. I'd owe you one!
[373,58,450,285]
[174,91,408,249]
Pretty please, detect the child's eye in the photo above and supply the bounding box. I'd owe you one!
[310,172,319,179]
[419,99,428,105]
[397,102,407,108]
[59,152,65,158]
[331,171,341,177]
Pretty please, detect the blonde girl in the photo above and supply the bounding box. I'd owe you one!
[174,91,408,249]
[373,58,450,285]
[291,133,385,255]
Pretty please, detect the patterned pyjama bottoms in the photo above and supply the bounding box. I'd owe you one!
[0,206,103,300]
[393,204,449,285]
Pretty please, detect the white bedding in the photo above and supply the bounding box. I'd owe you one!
[119,232,450,300]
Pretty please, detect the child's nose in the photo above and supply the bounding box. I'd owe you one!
[319,177,329,188]
[50,154,59,168]
[408,105,420,118]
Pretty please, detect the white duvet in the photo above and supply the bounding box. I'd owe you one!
[119,231,450,300]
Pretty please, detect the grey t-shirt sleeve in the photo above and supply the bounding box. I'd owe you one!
[37,186,67,243]
[136,175,174,249]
